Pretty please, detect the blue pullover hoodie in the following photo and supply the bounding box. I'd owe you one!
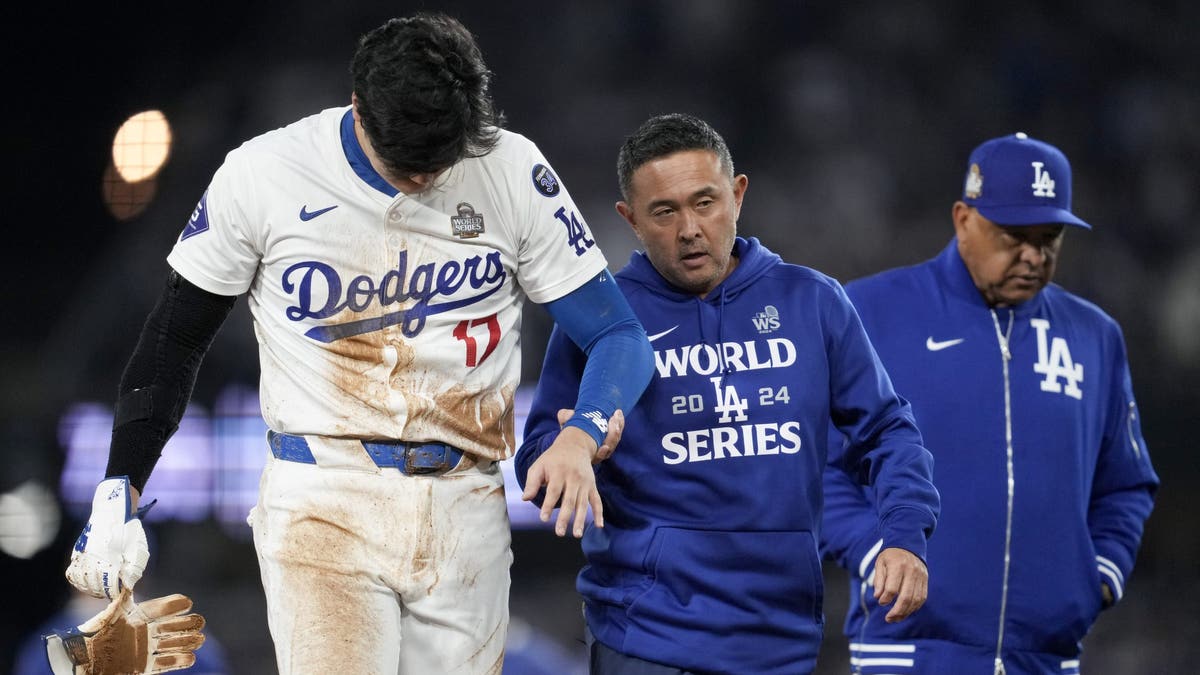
[517,237,940,674]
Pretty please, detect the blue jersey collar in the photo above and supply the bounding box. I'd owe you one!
[340,109,399,198]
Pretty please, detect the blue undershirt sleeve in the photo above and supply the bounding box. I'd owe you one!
[541,270,654,450]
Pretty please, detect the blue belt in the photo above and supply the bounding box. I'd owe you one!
[267,431,465,475]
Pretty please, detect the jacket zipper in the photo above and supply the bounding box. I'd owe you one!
[990,309,1015,675]
[1127,401,1141,457]
[855,577,869,674]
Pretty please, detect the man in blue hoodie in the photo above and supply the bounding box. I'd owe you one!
[516,113,941,675]
[821,133,1160,675]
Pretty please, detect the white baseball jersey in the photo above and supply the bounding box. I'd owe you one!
[167,106,607,460]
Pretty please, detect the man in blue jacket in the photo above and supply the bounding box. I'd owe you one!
[821,133,1160,675]
[516,113,941,675]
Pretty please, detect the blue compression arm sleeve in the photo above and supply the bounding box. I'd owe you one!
[541,270,654,450]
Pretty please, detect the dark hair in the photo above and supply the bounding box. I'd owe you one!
[617,113,734,201]
[351,13,504,176]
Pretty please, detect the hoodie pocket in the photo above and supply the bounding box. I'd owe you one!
[627,527,826,633]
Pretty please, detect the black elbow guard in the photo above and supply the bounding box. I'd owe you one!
[113,384,184,435]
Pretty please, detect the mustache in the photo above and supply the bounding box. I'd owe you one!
[1011,262,1050,276]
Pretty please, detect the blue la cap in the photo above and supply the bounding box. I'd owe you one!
[961,132,1091,229]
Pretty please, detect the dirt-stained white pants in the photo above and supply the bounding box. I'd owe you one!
[249,440,511,675]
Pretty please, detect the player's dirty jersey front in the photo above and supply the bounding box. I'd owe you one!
[166,106,607,460]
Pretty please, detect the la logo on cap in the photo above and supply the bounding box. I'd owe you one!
[1031,162,1056,198]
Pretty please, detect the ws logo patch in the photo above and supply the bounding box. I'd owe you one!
[751,305,780,334]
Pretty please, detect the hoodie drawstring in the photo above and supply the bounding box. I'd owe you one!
[696,287,734,394]
[718,286,732,385]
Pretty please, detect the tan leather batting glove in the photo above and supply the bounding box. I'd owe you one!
[44,589,206,675]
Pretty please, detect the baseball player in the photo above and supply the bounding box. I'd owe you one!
[516,114,941,675]
[63,13,654,674]
[821,133,1160,674]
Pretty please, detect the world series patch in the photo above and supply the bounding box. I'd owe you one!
[451,202,485,238]
[531,163,560,197]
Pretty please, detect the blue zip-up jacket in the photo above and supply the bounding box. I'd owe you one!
[517,237,940,675]
[821,240,1159,674]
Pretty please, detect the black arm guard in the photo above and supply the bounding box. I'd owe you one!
[105,270,237,491]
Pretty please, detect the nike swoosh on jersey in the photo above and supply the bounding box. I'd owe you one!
[926,336,965,351]
[299,204,339,221]
[647,326,678,343]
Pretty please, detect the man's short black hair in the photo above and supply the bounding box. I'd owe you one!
[617,113,735,201]
[351,12,504,177]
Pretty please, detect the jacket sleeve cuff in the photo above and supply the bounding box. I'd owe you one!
[1092,537,1138,605]
[879,506,934,563]
[1095,554,1126,603]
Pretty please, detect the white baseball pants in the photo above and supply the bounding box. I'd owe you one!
[250,442,512,674]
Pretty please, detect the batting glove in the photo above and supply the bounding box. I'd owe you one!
[44,588,206,675]
[65,477,153,600]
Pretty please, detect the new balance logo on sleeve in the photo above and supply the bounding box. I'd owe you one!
[582,411,608,433]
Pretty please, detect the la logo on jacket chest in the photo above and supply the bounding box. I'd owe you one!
[1031,318,1083,399]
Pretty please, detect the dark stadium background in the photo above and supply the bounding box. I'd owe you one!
[1,1,1196,672]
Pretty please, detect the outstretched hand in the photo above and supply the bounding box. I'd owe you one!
[520,409,625,538]
[873,547,928,623]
